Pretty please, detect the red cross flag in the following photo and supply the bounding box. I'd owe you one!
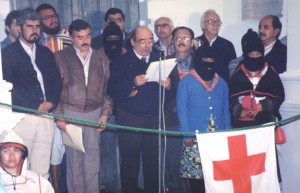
[196,125,280,193]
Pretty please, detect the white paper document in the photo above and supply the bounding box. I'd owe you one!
[62,124,85,153]
[145,58,177,82]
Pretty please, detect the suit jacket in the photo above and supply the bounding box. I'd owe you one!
[265,39,287,74]
[108,48,175,116]
[2,40,62,111]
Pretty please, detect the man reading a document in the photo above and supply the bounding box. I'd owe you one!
[54,19,112,193]
[108,26,175,193]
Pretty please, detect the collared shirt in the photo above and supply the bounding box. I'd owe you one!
[133,48,150,62]
[264,40,276,56]
[158,40,175,56]
[209,36,217,46]
[19,39,45,100]
[74,46,93,86]
[176,53,193,71]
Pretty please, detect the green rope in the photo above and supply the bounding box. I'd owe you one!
[1,102,300,136]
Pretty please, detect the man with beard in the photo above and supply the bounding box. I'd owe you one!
[54,19,112,193]
[259,15,287,74]
[154,17,175,56]
[36,3,71,53]
[1,8,62,179]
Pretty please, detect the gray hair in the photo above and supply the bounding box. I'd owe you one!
[155,16,174,26]
[200,9,220,23]
[16,8,41,26]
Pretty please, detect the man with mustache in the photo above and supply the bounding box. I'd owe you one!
[36,3,71,53]
[1,8,62,179]
[259,15,287,74]
[162,26,195,193]
[54,19,112,193]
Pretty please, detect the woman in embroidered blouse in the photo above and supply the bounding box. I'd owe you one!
[176,46,231,193]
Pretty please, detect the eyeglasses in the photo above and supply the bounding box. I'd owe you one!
[174,36,192,42]
[204,19,222,26]
[154,23,170,30]
[43,14,59,22]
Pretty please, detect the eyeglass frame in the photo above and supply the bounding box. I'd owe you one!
[173,36,192,42]
[42,14,59,22]
[203,19,222,26]
[154,23,171,30]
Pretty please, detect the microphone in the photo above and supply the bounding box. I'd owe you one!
[153,44,164,53]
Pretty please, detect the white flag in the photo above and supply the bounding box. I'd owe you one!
[196,125,280,193]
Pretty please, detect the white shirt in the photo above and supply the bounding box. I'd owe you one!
[264,40,276,56]
[74,46,93,86]
[19,39,45,100]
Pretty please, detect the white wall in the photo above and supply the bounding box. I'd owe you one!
[141,0,300,192]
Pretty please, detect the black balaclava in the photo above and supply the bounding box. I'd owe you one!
[241,28,265,72]
[193,46,217,81]
[103,21,123,60]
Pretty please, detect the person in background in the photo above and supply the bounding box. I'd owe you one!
[36,4,71,193]
[1,8,62,179]
[54,19,112,193]
[0,129,54,192]
[99,21,126,193]
[177,45,231,193]
[1,10,20,49]
[108,26,174,193]
[36,3,71,53]
[259,15,287,74]
[162,26,195,193]
[92,8,130,50]
[229,28,285,128]
[154,16,175,56]
[196,9,236,83]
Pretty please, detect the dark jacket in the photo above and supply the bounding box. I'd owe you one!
[265,39,287,74]
[229,63,285,128]
[54,46,112,116]
[108,48,175,116]
[196,34,237,83]
[2,40,62,112]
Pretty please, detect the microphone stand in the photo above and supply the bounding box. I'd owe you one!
[158,49,166,193]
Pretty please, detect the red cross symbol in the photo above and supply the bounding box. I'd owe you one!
[213,134,266,193]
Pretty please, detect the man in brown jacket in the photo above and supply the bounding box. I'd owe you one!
[54,19,112,193]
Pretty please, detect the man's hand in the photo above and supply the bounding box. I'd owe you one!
[134,74,148,86]
[38,101,54,112]
[56,119,67,132]
[97,115,109,131]
[159,77,171,89]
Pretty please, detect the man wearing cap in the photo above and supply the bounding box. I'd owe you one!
[229,29,285,128]
[0,129,54,192]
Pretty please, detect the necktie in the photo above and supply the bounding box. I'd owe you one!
[141,57,147,65]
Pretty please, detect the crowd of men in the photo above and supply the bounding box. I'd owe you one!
[0,3,286,193]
